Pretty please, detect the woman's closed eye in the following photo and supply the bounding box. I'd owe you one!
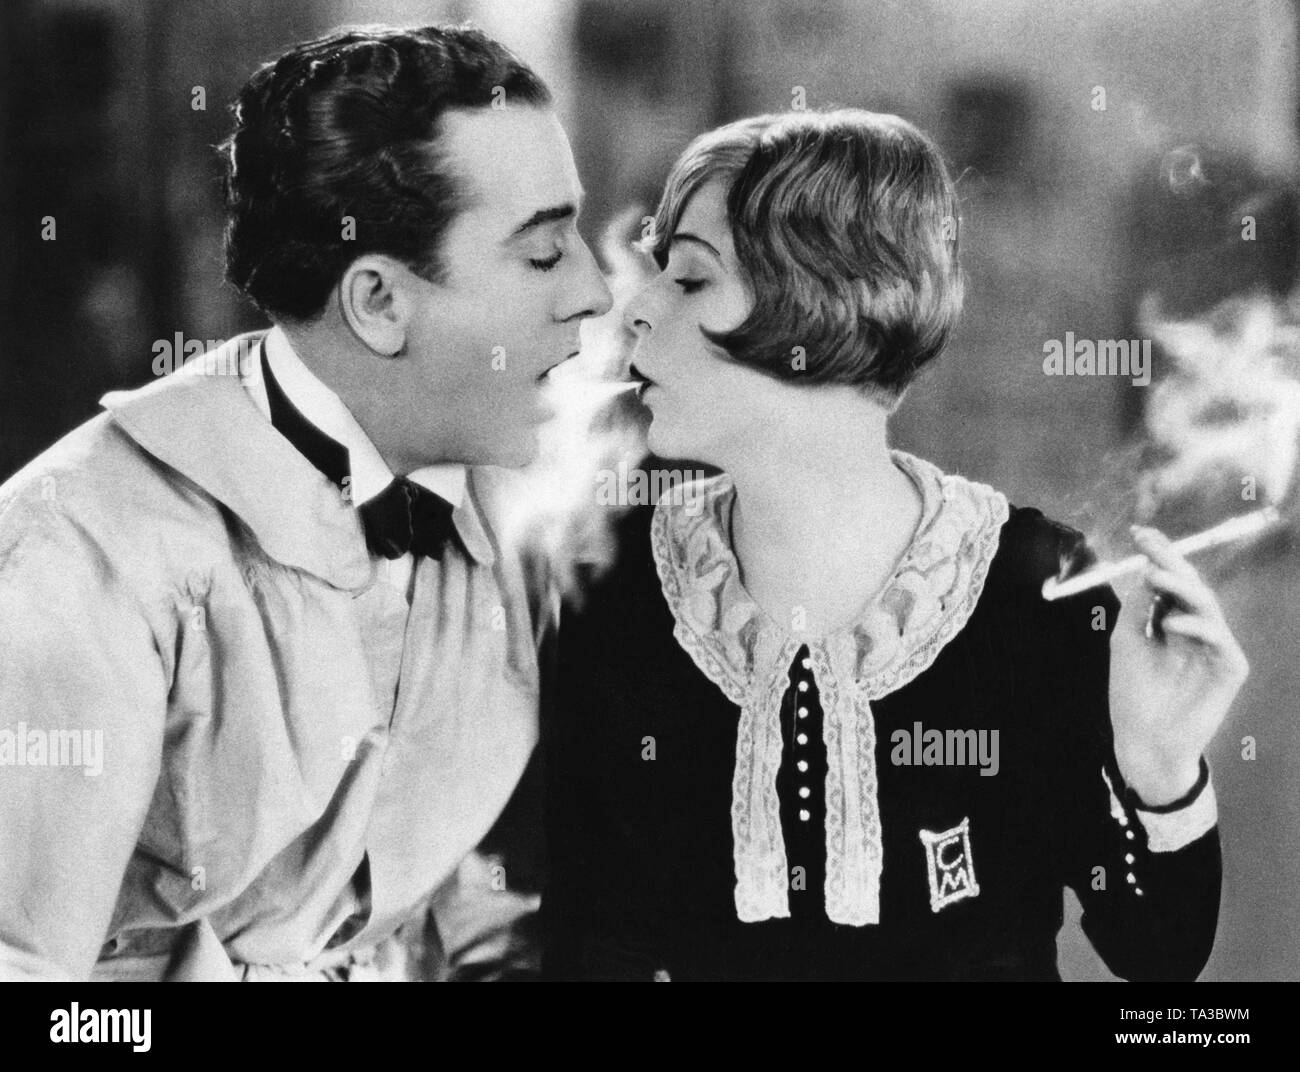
[641,243,710,294]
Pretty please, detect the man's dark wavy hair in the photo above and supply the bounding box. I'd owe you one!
[220,25,551,321]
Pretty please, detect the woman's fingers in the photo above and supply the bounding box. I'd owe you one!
[1159,611,1250,677]
[1142,565,1221,620]
[1131,527,1227,618]
[1158,609,1228,647]
[1117,525,1248,680]
[1131,525,1199,578]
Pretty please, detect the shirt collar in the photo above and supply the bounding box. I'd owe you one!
[259,326,468,510]
[651,451,1010,691]
[100,333,495,586]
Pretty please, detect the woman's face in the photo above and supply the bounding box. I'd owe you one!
[625,180,780,465]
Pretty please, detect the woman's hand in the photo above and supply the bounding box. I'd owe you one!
[1107,526,1249,806]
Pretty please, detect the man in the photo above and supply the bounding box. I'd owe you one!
[0,24,611,980]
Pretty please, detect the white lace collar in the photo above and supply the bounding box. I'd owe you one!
[650,450,1009,926]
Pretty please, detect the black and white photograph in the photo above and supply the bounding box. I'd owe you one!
[0,0,1295,1045]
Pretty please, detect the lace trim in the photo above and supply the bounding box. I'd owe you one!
[650,451,1010,926]
[730,654,800,921]
[813,648,883,925]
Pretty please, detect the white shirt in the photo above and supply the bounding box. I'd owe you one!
[244,326,467,595]
[0,332,539,978]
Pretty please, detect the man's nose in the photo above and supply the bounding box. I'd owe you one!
[564,241,614,321]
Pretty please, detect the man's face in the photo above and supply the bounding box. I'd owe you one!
[402,105,612,468]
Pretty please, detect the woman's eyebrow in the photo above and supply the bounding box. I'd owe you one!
[669,232,722,259]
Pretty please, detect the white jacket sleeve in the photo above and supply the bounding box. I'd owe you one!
[0,503,167,980]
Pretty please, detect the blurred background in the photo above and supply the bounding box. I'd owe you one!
[2,0,1298,980]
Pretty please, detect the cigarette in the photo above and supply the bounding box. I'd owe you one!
[1041,505,1282,601]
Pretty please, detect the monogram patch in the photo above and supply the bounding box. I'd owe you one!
[920,817,980,912]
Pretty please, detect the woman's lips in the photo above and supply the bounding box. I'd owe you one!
[628,364,657,400]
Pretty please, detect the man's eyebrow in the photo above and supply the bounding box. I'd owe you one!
[509,201,579,238]
[669,232,722,259]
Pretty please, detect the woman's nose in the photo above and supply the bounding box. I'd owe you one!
[623,288,653,335]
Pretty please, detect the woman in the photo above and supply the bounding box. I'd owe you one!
[541,110,1246,981]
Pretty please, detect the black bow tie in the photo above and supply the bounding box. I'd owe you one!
[261,346,458,561]
[358,476,458,561]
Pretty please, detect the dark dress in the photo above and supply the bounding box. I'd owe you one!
[541,455,1221,981]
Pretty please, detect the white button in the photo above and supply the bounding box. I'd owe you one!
[1125,830,1135,840]
[797,707,808,719]
[799,786,811,799]
[797,760,809,773]
[797,681,809,693]
[1126,873,1136,884]
[801,657,811,669]
[1124,853,1135,864]
[1134,887,1144,896]
[796,733,808,746]
[799,809,810,822]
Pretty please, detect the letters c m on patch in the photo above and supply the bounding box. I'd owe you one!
[919,817,980,913]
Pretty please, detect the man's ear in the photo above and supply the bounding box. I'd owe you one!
[337,255,416,357]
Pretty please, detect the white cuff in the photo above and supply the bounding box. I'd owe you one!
[1137,779,1218,853]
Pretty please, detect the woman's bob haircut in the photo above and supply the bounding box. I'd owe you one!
[647,109,963,405]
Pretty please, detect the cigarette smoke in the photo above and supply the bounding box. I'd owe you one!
[1051,135,1300,586]
[1056,291,1300,587]
[1138,293,1300,516]
[493,209,654,598]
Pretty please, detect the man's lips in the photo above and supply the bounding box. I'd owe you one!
[537,348,583,383]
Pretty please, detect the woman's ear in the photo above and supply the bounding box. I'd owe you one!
[337,255,413,357]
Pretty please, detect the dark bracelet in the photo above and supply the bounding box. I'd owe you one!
[1128,756,1210,813]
